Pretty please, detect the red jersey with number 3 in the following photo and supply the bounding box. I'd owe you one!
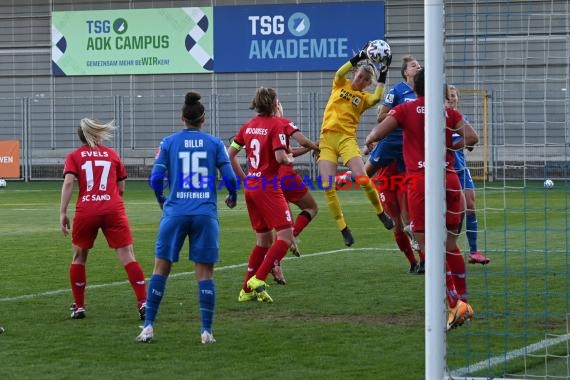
[389,96,462,175]
[63,145,127,215]
[233,115,292,188]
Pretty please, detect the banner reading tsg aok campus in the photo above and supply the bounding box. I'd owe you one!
[51,2,385,76]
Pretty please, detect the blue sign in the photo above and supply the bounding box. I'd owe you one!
[213,2,385,73]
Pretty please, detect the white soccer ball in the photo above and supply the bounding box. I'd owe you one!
[544,179,554,189]
[0,179,6,188]
[366,39,391,65]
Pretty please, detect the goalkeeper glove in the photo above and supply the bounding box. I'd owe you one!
[378,68,388,83]
[377,54,392,83]
[349,41,370,66]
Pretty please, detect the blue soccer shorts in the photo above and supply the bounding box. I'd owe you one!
[368,139,405,172]
[155,214,219,264]
[456,167,474,190]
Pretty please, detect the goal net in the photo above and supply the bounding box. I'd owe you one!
[444,1,570,378]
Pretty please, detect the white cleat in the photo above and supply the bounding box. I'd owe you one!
[201,330,216,344]
[136,325,154,343]
[404,224,421,252]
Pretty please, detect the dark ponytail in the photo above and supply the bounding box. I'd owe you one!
[182,91,205,127]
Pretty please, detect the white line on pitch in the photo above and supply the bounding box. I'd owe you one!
[450,332,570,378]
[0,247,377,303]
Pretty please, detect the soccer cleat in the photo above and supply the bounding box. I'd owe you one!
[70,303,86,319]
[335,171,354,186]
[238,289,257,302]
[271,264,287,285]
[408,262,419,274]
[446,300,474,331]
[378,212,394,230]
[415,261,425,275]
[404,224,421,252]
[290,245,301,257]
[0,326,4,334]
[289,237,301,257]
[136,325,154,343]
[468,252,490,265]
[255,290,273,303]
[200,330,216,344]
[246,276,273,303]
[341,227,355,247]
[138,302,146,321]
[410,239,421,253]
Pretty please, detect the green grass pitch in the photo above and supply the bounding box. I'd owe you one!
[0,180,568,379]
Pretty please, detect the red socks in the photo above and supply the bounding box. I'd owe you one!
[243,245,269,290]
[124,261,147,307]
[70,261,146,309]
[69,263,86,308]
[446,247,467,303]
[293,211,312,237]
[394,230,417,265]
[255,240,289,281]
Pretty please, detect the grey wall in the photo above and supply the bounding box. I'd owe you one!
[0,0,568,180]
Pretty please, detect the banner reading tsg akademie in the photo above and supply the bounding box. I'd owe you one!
[213,2,385,72]
[51,3,385,76]
[51,8,214,76]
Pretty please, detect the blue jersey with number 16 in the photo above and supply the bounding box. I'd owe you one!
[153,129,234,218]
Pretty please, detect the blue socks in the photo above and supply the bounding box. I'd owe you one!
[144,274,167,328]
[198,279,216,333]
[144,275,215,334]
[466,213,478,253]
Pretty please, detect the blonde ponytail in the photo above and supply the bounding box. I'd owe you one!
[78,118,116,148]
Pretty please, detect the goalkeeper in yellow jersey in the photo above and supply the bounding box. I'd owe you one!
[317,42,394,246]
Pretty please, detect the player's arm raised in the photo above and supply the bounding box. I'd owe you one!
[365,114,399,152]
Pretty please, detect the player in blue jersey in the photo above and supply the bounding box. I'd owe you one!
[447,85,490,265]
[338,55,424,273]
[136,92,237,344]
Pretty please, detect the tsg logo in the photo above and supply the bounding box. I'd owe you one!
[248,10,346,60]
[113,18,128,34]
[288,12,310,37]
[248,12,310,37]
[86,18,128,34]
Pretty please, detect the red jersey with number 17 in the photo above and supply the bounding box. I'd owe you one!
[389,96,463,175]
[63,145,127,215]
[233,115,293,188]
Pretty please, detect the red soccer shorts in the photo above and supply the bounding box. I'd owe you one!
[72,212,133,249]
[280,166,309,204]
[375,162,407,222]
[244,187,293,233]
[407,172,462,233]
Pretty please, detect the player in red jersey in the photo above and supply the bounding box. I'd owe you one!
[228,87,318,302]
[365,69,479,331]
[59,118,147,320]
[270,101,319,284]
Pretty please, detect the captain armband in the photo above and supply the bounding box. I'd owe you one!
[230,140,243,151]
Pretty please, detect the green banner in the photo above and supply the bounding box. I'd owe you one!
[51,8,214,76]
